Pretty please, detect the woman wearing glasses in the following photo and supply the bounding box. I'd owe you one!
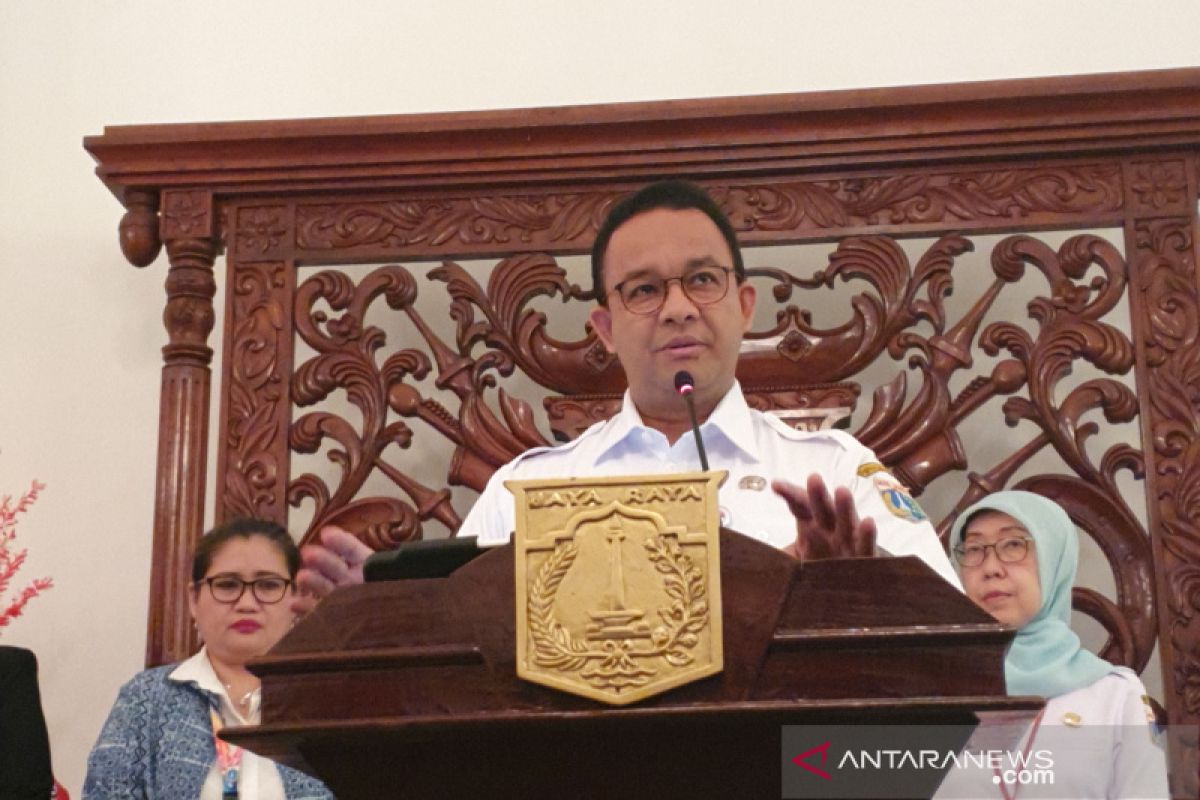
[83,519,332,799]
[939,490,1167,799]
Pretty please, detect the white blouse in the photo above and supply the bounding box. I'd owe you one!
[168,648,287,800]
[936,667,1169,799]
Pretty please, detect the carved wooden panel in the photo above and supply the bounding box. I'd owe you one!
[1125,148,1200,786]
[217,255,293,524]
[84,69,1200,792]
[257,223,1150,669]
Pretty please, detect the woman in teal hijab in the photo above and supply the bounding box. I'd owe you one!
[950,490,1109,697]
[944,490,1168,799]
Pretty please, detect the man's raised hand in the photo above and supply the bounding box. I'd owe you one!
[774,473,876,561]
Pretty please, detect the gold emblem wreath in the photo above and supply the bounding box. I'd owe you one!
[527,532,709,693]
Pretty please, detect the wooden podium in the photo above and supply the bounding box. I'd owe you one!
[225,531,1041,799]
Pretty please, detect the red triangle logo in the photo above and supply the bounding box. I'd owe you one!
[791,740,832,780]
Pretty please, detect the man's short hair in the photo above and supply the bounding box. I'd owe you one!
[590,179,745,302]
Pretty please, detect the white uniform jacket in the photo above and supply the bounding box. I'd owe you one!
[460,382,960,588]
[936,667,1169,799]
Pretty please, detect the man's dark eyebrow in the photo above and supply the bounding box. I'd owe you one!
[609,268,656,291]
[617,256,723,284]
[619,267,656,282]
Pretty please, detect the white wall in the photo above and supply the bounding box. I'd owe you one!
[1,0,1196,792]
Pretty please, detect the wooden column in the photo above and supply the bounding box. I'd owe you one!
[1123,153,1200,797]
[147,189,218,667]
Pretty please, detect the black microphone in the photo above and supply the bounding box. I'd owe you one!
[674,370,710,472]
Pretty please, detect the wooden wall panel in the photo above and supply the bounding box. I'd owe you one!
[85,68,1200,792]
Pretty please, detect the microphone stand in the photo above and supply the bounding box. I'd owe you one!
[678,384,710,472]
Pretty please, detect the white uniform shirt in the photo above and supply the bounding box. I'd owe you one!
[461,382,960,588]
[169,648,287,800]
[936,667,1169,799]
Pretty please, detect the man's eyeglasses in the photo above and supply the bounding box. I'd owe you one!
[607,266,736,315]
[196,574,292,604]
[952,537,1034,567]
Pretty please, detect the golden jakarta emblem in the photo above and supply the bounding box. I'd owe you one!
[508,472,725,705]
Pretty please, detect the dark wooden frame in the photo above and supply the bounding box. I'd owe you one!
[85,67,1200,790]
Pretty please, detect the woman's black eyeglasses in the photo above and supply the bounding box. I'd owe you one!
[952,537,1034,567]
[196,575,292,604]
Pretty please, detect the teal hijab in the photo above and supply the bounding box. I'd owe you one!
[950,490,1114,698]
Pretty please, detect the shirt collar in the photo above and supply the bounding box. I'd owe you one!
[701,381,760,462]
[593,381,761,464]
[168,646,224,696]
[168,646,260,721]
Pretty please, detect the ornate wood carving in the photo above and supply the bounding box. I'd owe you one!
[118,189,161,268]
[233,205,290,261]
[295,194,610,252]
[148,189,219,666]
[86,69,1200,788]
[742,384,858,431]
[1127,201,1200,789]
[271,229,1156,682]
[216,204,298,528]
[543,394,624,442]
[1127,160,1191,218]
[161,189,213,242]
[717,167,1124,232]
[288,266,468,547]
[286,166,1124,262]
[217,259,293,523]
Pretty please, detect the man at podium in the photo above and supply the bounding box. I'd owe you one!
[294,179,959,607]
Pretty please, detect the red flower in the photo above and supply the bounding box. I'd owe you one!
[0,480,52,633]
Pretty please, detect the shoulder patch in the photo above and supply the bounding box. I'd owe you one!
[1104,668,1164,738]
[867,468,928,523]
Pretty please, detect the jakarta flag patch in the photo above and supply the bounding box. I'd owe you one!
[857,462,928,523]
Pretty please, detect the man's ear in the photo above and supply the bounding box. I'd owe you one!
[589,305,617,353]
[737,282,756,333]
